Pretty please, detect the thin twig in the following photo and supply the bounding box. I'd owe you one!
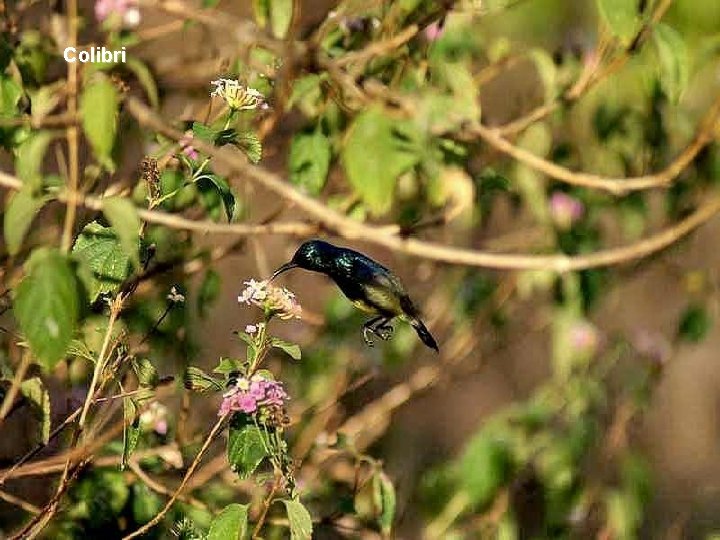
[121,414,228,539]
[60,0,79,252]
[0,350,32,423]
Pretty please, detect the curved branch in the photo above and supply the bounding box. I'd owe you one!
[469,94,720,195]
[125,97,720,272]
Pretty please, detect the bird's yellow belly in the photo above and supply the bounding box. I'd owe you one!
[351,299,380,314]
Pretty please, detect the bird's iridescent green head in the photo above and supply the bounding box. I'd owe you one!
[270,240,336,280]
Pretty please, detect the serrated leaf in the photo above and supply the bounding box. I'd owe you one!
[4,185,50,255]
[125,56,159,109]
[227,423,268,479]
[289,130,331,195]
[15,131,53,187]
[81,74,119,171]
[596,0,640,46]
[103,197,141,267]
[184,366,224,392]
[14,248,79,370]
[235,131,262,163]
[192,121,215,143]
[72,221,131,302]
[20,377,50,443]
[652,23,689,104]
[342,106,421,216]
[208,503,250,540]
[270,337,301,360]
[281,499,313,540]
[122,397,141,469]
[374,471,396,536]
[196,174,236,221]
[133,358,159,388]
[270,0,293,38]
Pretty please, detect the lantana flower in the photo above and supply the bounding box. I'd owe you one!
[569,320,600,357]
[210,79,268,111]
[238,279,302,320]
[95,0,140,28]
[179,131,199,161]
[549,192,584,229]
[139,402,169,435]
[219,374,290,427]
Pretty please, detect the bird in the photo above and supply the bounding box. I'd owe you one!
[270,239,439,352]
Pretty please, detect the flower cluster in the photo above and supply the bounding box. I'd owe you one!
[238,279,302,320]
[179,131,199,161]
[139,402,168,435]
[95,0,140,27]
[219,375,290,426]
[210,79,268,112]
[569,320,601,357]
[549,191,584,229]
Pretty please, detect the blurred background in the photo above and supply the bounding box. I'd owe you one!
[1,0,720,538]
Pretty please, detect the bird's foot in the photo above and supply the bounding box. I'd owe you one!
[375,323,394,341]
[362,325,376,347]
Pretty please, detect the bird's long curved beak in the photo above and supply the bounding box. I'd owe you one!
[269,262,298,282]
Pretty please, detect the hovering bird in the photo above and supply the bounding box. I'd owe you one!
[270,240,439,352]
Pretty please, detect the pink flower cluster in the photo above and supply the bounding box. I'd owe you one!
[218,375,289,417]
[549,192,584,229]
[238,279,302,320]
[95,0,140,27]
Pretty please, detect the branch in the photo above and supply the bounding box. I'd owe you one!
[467,93,720,195]
[124,97,720,272]
[121,414,227,540]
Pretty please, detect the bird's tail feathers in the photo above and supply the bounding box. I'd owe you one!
[411,318,439,352]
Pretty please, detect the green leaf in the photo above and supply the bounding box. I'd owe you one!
[14,248,79,370]
[20,377,51,443]
[183,366,224,392]
[133,357,159,388]
[81,74,119,171]
[374,471,396,536]
[15,131,53,187]
[289,130,331,195]
[270,337,301,360]
[342,106,421,216]
[192,121,215,143]
[198,269,221,318]
[596,0,640,46]
[270,0,293,38]
[207,503,250,540]
[122,397,141,469]
[103,197,141,267]
[0,74,23,118]
[125,57,159,109]
[252,0,270,28]
[678,304,711,342]
[214,357,242,375]
[4,186,50,255]
[131,484,163,525]
[72,221,131,302]
[459,431,512,507]
[227,423,268,479]
[529,49,557,104]
[652,23,689,104]
[235,130,262,164]
[196,174,236,221]
[281,499,313,540]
